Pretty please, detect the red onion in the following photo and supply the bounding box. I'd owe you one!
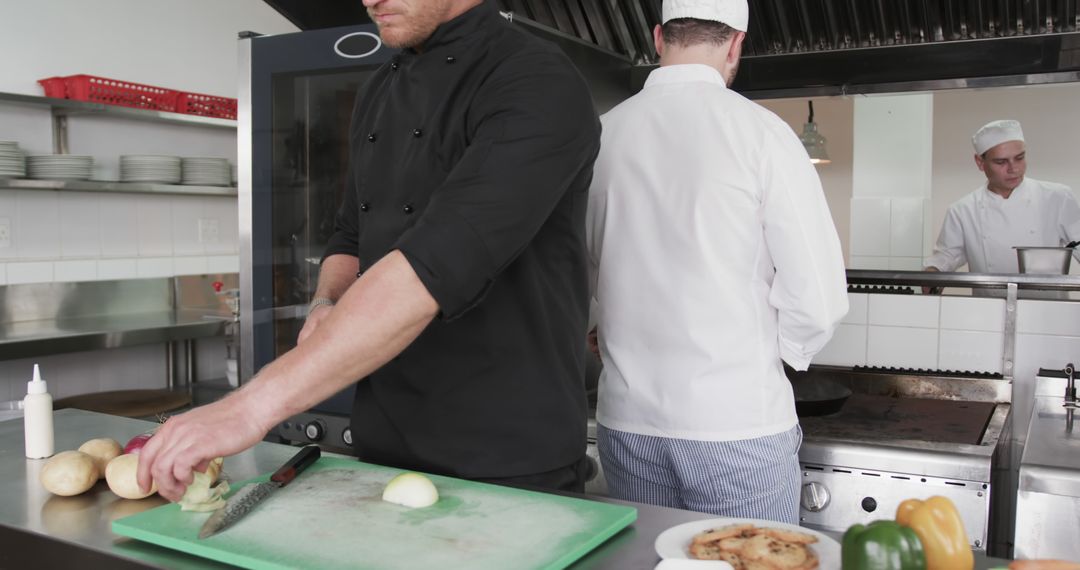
[123,433,153,455]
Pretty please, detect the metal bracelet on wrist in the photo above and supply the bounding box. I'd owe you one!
[308,297,335,313]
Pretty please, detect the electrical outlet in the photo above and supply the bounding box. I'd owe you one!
[198,218,220,244]
[0,218,10,249]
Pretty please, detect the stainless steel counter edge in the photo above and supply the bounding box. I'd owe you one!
[0,411,1011,569]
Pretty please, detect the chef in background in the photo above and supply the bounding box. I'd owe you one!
[137,0,601,501]
[924,120,1080,283]
[585,0,848,524]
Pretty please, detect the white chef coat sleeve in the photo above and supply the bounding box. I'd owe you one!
[925,206,967,271]
[1055,186,1080,260]
[585,157,607,329]
[759,128,849,370]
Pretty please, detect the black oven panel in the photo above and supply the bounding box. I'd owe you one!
[275,411,354,455]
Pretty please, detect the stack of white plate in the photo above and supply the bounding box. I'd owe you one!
[120,155,181,184]
[27,155,93,180]
[0,141,26,178]
[181,157,231,186]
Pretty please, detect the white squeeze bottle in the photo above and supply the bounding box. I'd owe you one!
[23,364,54,459]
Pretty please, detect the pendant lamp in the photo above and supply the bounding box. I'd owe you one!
[799,100,831,165]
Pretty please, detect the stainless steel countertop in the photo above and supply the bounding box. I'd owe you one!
[1020,374,1080,497]
[0,310,228,361]
[0,410,1010,569]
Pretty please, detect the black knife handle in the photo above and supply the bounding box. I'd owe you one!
[270,445,321,487]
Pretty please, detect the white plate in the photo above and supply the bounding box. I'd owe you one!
[654,518,840,567]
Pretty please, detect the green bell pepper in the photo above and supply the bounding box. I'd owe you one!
[843,520,927,570]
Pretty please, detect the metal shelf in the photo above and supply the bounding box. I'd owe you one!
[0,177,237,197]
[846,269,1080,291]
[0,90,236,129]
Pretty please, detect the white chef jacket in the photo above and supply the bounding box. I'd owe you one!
[926,177,1080,274]
[586,64,849,442]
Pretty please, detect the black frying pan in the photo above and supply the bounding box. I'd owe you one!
[785,365,852,417]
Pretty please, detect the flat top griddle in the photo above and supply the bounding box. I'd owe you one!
[799,393,996,445]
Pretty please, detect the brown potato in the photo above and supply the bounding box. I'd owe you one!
[40,451,99,496]
[105,453,156,499]
[78,438,123,479]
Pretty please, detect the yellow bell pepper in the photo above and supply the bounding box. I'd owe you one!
[896,496,974,570]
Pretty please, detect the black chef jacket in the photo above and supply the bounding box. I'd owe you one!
[322,0,601,479]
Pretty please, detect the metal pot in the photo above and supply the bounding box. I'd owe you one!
[1015,246,1074,275]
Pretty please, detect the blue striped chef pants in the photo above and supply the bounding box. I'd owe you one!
[597,423,803,524]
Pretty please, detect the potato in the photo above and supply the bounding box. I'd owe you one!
[105,453,156,499]
[40,451,99,496]
[78,438,123,479]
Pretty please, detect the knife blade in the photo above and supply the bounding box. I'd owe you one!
[198,445,320,539]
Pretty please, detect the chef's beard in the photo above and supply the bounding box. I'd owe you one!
[369,3,446,50]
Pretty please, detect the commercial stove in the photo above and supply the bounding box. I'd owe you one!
[792,366,1011,554]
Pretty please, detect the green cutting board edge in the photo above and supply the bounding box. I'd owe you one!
[112,457,637,570]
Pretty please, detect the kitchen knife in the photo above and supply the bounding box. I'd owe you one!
[198,445,320,539]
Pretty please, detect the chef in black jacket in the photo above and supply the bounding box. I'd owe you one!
[139,0,601,501]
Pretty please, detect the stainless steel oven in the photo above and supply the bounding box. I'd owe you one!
[792,366,1012,556]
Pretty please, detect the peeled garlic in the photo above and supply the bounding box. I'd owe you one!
[381,472,438,508]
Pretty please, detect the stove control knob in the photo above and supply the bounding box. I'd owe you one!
[800,482,830,512]
[861,497,878,513]
[342,428,353,446]
[304,421,326,442]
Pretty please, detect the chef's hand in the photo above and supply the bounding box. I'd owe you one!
[922,266,943,295]
[587,327,601,363]
[297,304,333,345]
[136,396,268,501]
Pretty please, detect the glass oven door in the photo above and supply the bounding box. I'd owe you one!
[240,25,392,422]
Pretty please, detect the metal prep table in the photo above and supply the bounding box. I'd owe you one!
[1014,368,1080,560]
[0,410,1013,569]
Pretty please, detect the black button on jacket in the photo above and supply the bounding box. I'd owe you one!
[323,1,601,479]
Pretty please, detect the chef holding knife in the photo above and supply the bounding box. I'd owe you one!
[585,0,847,523]
[138,0,601,501]
[924,119,1080,289]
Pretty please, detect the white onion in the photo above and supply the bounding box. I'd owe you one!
[381,472,438,508]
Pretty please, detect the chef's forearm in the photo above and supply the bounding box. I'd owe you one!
[314,254,361,302]
[238,250,439,429]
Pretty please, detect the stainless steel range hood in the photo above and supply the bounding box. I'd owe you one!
[262,0,1080,98]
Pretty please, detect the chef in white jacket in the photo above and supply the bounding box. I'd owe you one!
[925,120,1080,278]
[586,0,848,524]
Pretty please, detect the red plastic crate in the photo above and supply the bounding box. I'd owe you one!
[37,77,67,99]
[37,74,179,112]
[177,91,237,120]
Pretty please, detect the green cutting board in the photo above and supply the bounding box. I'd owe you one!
[112,457,636,570]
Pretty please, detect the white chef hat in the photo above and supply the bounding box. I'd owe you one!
[972,120,1024,155]
[663,0,749,32]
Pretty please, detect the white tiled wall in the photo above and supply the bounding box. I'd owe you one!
[850,198,891,257]
[0,345,165,402]
[889,198,925,257]
[868,325,939,369]
[813,293,1007,373]
[869,294,939,328]
[848,196,928,270]
[0,190,238,283]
